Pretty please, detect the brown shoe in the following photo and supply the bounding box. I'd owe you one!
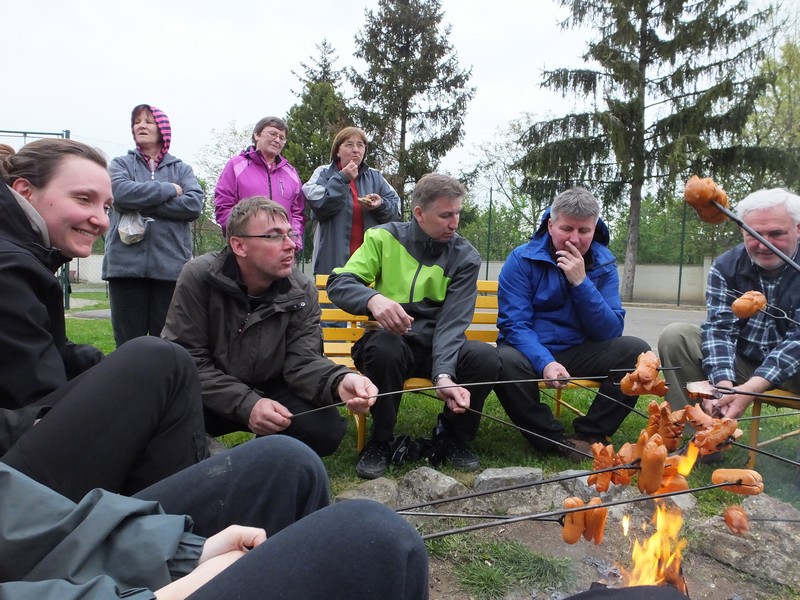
[555,437,593,463]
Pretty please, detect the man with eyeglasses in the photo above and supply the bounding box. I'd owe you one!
[659,188,800,419]
[163,197,377,456]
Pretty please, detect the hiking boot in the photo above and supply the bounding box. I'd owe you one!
[356,440,391,479]
[437,434,480,470]
[555,437,593,463]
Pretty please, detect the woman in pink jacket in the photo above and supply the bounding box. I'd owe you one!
[214,117,305,247]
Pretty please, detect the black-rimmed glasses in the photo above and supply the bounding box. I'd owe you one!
[235,232,301,244]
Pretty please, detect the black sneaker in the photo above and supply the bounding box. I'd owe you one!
[356,440,391,479]
[437,434,480,470]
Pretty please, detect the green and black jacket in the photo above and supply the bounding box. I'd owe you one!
[327,218,482,378]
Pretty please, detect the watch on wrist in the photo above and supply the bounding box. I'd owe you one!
[433,373,452,385]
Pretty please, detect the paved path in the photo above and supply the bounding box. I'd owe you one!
[623,305,705,352]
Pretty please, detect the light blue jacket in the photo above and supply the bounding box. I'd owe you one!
[102,150,203,281]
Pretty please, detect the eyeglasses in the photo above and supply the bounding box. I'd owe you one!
[236,232,301,244]
[341,142,366,150]
[261,129,287,142]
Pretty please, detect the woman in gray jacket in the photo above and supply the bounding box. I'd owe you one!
[302,127,400,276]
[102,104,203,347]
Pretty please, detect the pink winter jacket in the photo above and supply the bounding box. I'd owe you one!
[214,147,306,245]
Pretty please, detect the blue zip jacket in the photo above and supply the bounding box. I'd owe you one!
[497,208,625,373]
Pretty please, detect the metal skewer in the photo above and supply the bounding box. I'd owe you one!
[708,199,800,275]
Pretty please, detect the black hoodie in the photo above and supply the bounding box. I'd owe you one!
[0,184,103,454]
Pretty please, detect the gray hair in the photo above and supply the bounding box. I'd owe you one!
[252,117,288,144]
[550,187,600,222]
[737,188,800,225]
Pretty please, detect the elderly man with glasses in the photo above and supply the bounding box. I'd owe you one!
[163,197,377,456]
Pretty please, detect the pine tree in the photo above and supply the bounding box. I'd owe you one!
[516,0,782,300]
[349,0,474,215]
[284,41,352,183]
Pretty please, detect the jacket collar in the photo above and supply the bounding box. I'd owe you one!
[0,184,70,273]
[243,146,287,170]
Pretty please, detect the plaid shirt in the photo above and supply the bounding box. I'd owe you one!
[701,255,800,386]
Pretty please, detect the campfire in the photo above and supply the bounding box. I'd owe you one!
[619,443,699,596]
[623,503,688,595]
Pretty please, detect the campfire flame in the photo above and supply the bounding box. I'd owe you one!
[623,504,689,595]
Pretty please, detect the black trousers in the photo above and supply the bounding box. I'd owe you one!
[495,336,650,450]
[1,337,208,502]
[136,436,429,600]
[108,277,177,347]
[203,380,347,457]
[353,331,500,442]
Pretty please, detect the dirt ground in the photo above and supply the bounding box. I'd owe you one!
[426,517,792,600]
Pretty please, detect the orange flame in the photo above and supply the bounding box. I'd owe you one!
[621,515,630,537]
[678,442,699,476]
[624,504,688,595]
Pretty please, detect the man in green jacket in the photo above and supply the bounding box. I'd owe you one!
[163,197,376,456]
[328,174,500,479]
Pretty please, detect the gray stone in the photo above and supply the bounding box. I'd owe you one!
[334,477,398,506]
[396,466,469,509]
[694,494,800,589]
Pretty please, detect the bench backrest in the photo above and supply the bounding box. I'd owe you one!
[315,274,499,367]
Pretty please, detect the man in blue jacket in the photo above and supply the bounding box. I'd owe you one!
[494,187,649,460]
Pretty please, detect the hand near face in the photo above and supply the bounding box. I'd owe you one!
[367,294,414,334]
[340,160,359,182]
[338,373,378,414]
[542,361,570,389]
[555,241,586,286]
[248,398,292,435]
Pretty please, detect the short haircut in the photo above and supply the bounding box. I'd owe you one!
[737,188,800,225]
[252,117,288,144]
[330,127,368,163]
[550,187,600,221]
[226,196,290,242]
[0,138,107,189]
[412,173,465,211]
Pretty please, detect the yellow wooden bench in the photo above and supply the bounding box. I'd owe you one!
[316,275,598,451]
[746,390,800,468]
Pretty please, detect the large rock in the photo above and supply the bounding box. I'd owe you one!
[695,494,800,589]
[334,477,398,506]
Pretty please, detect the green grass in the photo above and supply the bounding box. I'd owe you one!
[62,316,800,597]
[426,535,575,599]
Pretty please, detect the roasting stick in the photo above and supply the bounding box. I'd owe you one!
[723,288,800,326]
[695,196,800,275]
[289,376,608,419]
[420,481,735,541]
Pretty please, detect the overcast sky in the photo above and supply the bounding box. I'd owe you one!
[3,0,589,179]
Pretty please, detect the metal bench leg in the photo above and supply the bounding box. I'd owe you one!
[352,412,366,452]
